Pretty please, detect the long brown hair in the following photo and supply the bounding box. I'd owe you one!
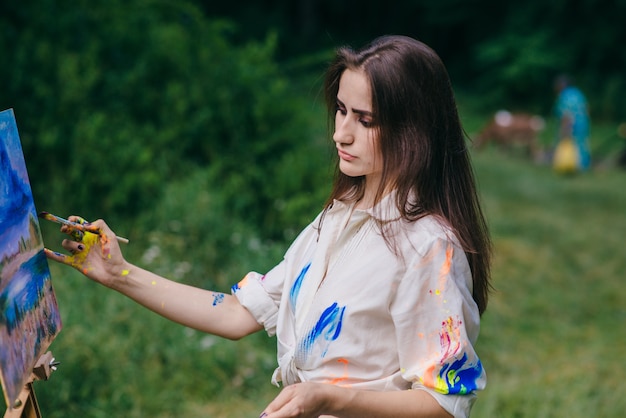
[323,35,492,315]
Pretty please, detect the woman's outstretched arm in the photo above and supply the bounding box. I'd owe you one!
[45,217,262,340]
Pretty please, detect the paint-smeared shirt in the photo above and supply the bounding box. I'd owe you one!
[232,195,485,418]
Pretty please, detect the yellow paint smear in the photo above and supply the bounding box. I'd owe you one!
[67,232,100,271]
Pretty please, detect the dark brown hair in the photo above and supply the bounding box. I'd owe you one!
[323,35,492,315]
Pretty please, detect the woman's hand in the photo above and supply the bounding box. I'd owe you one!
[260,382,334,418]
[44,216,129,289]
[259,383,452,418]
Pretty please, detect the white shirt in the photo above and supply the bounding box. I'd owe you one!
[232,194,486,418]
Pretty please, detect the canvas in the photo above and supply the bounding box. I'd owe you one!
[0,108,62,408]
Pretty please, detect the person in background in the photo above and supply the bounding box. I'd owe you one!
[553,74,591,171]
[46,35,492,418]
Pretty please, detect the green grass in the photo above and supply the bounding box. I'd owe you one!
[28,136,626,417]
[471,148,626,417]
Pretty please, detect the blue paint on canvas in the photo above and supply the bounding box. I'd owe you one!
[0,108,62,408]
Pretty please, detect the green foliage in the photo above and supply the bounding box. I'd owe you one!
[127,168,285,290]
[124,143,332,291]
[201,0,626,120]
[3,0,626,232]
[1,0,325,229]
[463,1,626,119]
[472,31,562,112]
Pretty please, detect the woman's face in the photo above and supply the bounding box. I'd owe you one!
[333,69,383,185]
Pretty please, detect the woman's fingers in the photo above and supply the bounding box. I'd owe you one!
[68,215,88,225]
[43,248,86,272]
[61,238,85,254]
[44,248,70,264]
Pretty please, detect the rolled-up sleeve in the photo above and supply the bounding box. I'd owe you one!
[391,237,486,418]
[231,260,286,336]
[230,219,320,337]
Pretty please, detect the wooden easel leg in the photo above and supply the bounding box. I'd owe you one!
[3,352,53,418]
[3,382,40,418]
[21,383,41,418]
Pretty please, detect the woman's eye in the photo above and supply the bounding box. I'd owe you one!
[335,101,347,115]
[360,119,372,127]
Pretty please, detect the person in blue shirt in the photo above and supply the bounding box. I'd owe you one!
[553,75,591,171]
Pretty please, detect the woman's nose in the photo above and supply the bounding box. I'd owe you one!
[333,117,354,144]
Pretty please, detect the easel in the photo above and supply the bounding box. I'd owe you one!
[3,352,57,418]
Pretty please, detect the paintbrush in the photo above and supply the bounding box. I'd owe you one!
[38,211,129,244]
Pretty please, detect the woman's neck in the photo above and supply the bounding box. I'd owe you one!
[355,177,392,210]
[354,197,373,210]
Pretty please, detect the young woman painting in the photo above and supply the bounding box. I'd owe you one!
[47,35,492,418]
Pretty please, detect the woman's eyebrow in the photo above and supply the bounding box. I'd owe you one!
[337,98,373,117]
[353,108,373,117]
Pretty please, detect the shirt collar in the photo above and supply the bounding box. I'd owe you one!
[330,190,403,223]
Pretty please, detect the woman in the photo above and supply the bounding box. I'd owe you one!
[47,35,492,418]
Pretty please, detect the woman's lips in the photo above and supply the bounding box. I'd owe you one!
[337,149,356,161]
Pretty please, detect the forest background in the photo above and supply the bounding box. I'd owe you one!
[1,1,625,417]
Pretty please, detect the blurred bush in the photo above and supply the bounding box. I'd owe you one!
[0,0,331,235]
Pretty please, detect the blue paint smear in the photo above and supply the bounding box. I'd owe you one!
[289,262,311,312]
[300,302,345,357]
[211,293,225,306]
[439,354,483,395]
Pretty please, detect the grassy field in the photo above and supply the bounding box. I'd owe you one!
[29,123,626,417]
[469,147,626,417]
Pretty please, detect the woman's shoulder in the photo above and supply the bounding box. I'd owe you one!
[283,208,329,256]
[399,214,460,253]
[402,213,450,235]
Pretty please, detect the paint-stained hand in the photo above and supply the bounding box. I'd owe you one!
[44,216,129,288]
[260,382,337,418]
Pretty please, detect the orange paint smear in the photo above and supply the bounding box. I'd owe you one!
[435,244,453,296]
[326,358,350,386]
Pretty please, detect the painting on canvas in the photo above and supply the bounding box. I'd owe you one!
[0,108,62,407]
